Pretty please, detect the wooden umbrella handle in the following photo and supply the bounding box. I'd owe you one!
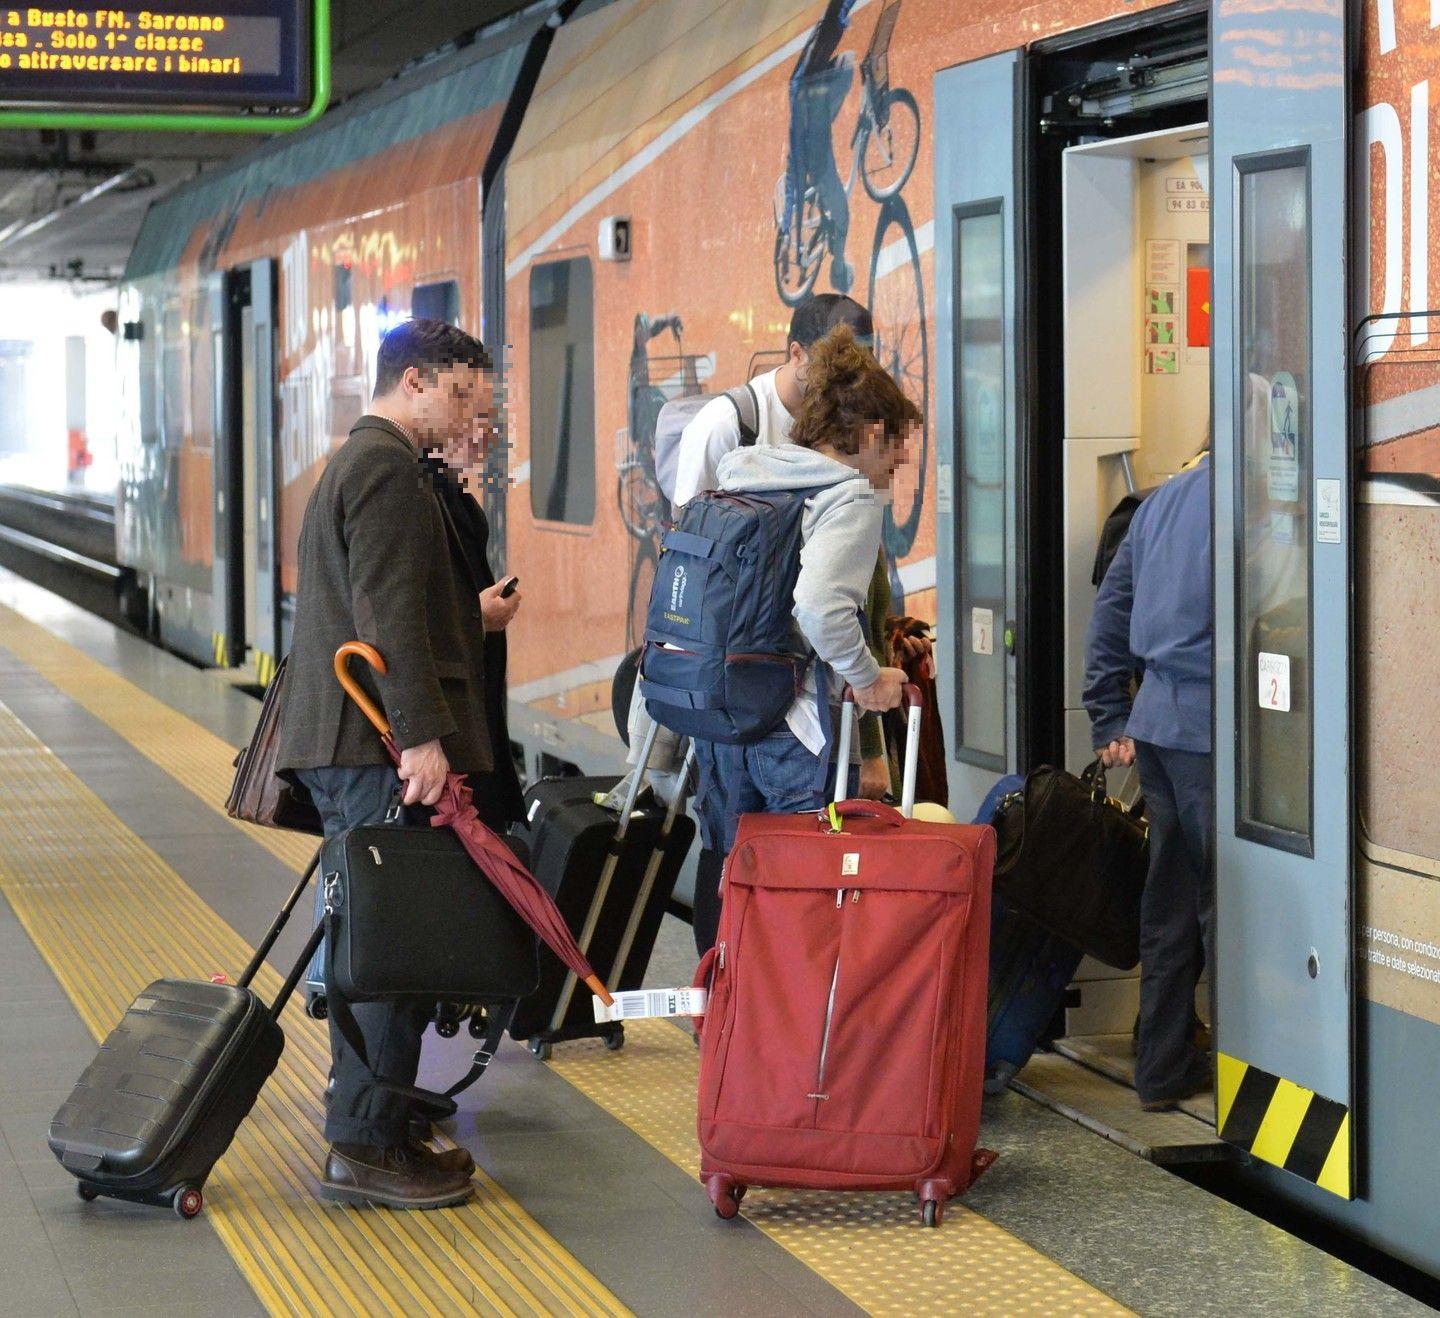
[585,974,614,1007]
[334,642,392,739]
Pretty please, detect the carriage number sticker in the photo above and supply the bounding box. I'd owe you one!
[1259,652,1291,713]
[972,608,994,657]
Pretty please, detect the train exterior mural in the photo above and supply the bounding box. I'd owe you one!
[110,0,1440,1278]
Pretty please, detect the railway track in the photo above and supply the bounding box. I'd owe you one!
[0,484,134,627]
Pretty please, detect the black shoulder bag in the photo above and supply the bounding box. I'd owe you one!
[990,761,1148,970]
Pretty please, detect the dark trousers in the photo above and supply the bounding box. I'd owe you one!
[297,764,433,1147]
[1133,741,1215,1103]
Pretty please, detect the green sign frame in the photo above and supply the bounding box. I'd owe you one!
[0,0,329,133]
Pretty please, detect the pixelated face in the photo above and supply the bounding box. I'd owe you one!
[854,418,912,491]
[412,363,495,463]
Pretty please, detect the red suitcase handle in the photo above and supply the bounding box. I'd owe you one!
[823,799,905,831]
[834,682,924,817]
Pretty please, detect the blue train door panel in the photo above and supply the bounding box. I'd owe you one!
[1211,0,1353,1196]
[933,50,1023,816]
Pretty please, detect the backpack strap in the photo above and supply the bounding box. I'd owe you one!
[724,383,761,447]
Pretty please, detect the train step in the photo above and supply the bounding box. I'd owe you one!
[1011,1050,1234,1167]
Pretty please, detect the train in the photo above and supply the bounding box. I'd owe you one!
[111,0,1440,1283]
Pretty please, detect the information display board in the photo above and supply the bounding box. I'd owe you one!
[0,1,327,131]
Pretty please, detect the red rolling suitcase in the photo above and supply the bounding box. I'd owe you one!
[693,688,996,1226]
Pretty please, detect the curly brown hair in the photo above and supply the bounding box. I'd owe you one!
[789,324,922,455]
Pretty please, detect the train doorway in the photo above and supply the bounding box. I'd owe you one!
[933,6,1212,1089]
[932,1,1208,815]
[211,259,280,678]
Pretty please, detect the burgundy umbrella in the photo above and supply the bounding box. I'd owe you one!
[335,642,614,1008]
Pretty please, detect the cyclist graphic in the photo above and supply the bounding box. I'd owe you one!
[784,0,859,294]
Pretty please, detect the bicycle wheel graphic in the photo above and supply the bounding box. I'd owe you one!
[869,198,929,561]
[774,186,827,307]
[627,537,659,651]
[618,460,666,542]
[860,88,920,202]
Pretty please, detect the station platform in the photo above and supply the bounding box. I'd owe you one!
[0,568,1423,1316]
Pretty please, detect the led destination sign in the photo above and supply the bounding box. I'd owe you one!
[0,3,316,114]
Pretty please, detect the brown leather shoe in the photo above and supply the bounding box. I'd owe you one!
[412,1141,474,1177]
[320,1142,473,1209]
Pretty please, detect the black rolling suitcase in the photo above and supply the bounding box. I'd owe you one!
[509,724,696,1058]
[48,854,325,1219]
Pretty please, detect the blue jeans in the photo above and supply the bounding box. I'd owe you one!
[693,728,851,856]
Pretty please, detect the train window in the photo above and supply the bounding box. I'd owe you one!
[412,279,460,324]
[528,258,595,525]
[333,263,352,313]
[1235,152,1312,851]
[953,203,1006,768]
[160,301,186,450]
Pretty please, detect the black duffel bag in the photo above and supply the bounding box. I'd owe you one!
[990,762,1148,969]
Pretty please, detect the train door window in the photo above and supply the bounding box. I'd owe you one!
[161,300,186,448]
[413,279,460,325]
[528,258,595,525]
[954,203,1007,768]
[1235,152,1312,850]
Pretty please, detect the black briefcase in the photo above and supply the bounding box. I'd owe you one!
[320,823,541,1004]
[990,762,1148,970]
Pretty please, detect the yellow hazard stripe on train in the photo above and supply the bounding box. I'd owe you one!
[1215,1053,1351,1199]
[255,650,277,687]
[212,631,226,665]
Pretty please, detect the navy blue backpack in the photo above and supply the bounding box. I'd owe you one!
[639,487,821,744]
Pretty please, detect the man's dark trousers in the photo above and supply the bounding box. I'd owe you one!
[298,764,433,1147]
[1133,740,1215,1103]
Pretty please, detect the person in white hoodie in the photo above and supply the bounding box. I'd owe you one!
[692,324,921,856]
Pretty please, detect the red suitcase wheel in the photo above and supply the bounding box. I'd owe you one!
[173,1186,204,1219]
[922,1200,941,1228]
[705,1175,742,1220]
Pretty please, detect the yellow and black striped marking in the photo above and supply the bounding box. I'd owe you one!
[212,631,227,665]
[1216,1053,1351,1199]
[256,650,277,687]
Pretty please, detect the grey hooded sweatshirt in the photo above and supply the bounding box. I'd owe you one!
[715,442,884,755]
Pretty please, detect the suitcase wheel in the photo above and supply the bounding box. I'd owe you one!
[173,1186,204,1220]
[528,1038,553,1062]
[467,1009,490,1040]
[435,1017,460,1039]
[921,1199,941,1228]
[705,1175,744,1220]
[602,1025,625,1053]
[75,1182,99,1203]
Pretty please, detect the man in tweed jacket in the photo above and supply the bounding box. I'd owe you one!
[278,318,521,1209]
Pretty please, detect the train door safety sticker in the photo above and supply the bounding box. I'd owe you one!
[1216,1053,1351,1199]
[1268,372,1301,502]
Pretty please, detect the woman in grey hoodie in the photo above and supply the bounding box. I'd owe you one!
[693,325,921,855]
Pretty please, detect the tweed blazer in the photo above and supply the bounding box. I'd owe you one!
[276,417,493,774]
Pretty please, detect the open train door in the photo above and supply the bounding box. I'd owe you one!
[212,260,281,678]
[932,50,1026,811]
[1211,0,1354,1196]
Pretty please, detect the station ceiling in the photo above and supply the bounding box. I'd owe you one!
[0,0,532,285]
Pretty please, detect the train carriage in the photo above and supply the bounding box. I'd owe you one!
[113,0,1440,1280]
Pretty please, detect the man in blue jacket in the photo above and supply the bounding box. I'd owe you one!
[1083,454,1213,1112]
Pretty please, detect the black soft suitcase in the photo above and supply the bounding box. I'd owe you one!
[48,854,325,1218]
[508,734,696,1058]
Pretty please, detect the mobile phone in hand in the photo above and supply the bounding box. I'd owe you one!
[500,575,520,599]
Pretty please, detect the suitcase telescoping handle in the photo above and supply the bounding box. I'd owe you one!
[833,683,923,819]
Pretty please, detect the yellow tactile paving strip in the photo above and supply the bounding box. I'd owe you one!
[0,698,627,1318]
[0,601,1130,1314]
[551,1026,1128,1316]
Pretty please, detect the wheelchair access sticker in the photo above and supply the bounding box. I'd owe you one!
[594,987,707,1023]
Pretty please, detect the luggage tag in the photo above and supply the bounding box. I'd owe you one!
[593,986,707,1023]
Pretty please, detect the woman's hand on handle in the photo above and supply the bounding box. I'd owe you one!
[1095,737,1136,769]
[852,667,908,713]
